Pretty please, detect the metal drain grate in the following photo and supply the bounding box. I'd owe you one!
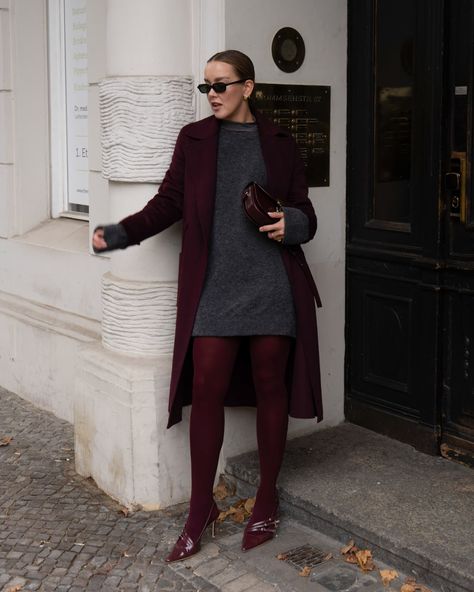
[280,544,331,570]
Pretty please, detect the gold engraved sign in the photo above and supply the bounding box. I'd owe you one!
[253,83,330,187]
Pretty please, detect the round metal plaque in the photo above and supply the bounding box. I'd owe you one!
[272,27,305,73]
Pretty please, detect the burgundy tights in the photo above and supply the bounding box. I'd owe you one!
[186,335,291,541]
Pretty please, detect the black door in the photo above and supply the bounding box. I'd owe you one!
[346,0,474,462]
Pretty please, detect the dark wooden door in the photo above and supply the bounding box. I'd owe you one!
[441,0,474,463]
[346,0,474,462]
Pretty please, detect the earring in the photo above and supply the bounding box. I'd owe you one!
[243,95,248,101]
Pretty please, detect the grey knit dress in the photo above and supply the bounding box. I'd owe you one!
[192,119,309,338]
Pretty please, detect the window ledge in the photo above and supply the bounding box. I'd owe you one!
[11,218,97,255]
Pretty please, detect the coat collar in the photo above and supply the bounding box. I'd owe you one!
[186,109,290,246]
[183,109,291,140]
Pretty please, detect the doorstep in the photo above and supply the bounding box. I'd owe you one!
[224,422,474,592]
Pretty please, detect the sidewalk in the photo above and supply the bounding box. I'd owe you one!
[0,386,443,592]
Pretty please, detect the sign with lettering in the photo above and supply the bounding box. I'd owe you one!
[64,0,88,209]
[253,84,330,187]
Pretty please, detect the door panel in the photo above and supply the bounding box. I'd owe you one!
[441,0,474,458]
[347,0,474,462]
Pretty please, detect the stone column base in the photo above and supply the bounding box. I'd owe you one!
[74,341,190,510]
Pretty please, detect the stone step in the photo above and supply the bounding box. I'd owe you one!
[224,422,474,592]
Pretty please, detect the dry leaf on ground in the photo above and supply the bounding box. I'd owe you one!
[96,561,116,575]
[340,539,356,554]
[6,585,23,592]
[276,552,288,561]
[400,578,432,592]
[231,507,246,523]
[218,497,254,523]
[218,505,239,521]
[355,549,376,571]
[0,435,13,446]
[213,475,235,501]
[299,566,311,577]
[379,568,399,586]
[244,497,255,513]
[341,540,377,571]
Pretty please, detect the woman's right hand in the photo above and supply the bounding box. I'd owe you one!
[92,227,108,252]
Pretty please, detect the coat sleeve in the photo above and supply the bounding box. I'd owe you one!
[285,139,317,243]
[119,129,186,246]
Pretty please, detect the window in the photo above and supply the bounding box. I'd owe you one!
[48,0,89,218]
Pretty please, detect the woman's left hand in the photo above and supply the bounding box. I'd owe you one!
[259,211,285,243]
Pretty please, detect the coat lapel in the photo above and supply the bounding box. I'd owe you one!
[184,116,219,247]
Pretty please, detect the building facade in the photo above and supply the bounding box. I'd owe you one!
[0,0,347,508]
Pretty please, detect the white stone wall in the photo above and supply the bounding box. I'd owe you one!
[0,0,110,420]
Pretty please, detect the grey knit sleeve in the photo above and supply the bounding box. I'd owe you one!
[281,206,310,245]
[93,223,129,253]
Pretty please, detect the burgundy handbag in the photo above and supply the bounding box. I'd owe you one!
[242,182,283,226]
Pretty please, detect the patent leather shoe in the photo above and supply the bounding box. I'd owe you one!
[165,502,219,563]
[241,496,280,552]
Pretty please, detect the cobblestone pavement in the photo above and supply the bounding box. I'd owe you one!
[0,387,437,592]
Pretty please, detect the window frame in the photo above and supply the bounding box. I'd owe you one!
[48,0,89,220]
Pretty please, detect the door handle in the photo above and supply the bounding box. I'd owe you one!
[446,151,467,222]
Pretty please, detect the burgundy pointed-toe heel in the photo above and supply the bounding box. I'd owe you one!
[241,496,280,552]
[165,501,220,563]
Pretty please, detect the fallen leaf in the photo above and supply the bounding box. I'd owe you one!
[355,549,376,571]
[218,510,229,522]
[244,497,255,514]
[340,539,355,554]
[299,566,311,577]
[218,497,255,523]
[400,578,432,592]
[344,553,359,564]
[231,507,246,523]
[276,552,288,560]
[323,552,333,561]
[6,585,23,592]
[213,475,235,500]
[119,506,130,517]
[96,561,115,574]
[379,569,398,586]
[0,436,13,446]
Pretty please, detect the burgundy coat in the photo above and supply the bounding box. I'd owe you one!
[119,110,323,429]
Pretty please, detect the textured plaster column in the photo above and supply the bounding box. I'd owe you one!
[75,0,197,510]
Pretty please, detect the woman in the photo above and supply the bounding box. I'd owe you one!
[93,50,323,562]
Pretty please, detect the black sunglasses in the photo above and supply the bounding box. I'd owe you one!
[197,79,247,94]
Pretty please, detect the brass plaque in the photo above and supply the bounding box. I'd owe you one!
[253,83,330,187]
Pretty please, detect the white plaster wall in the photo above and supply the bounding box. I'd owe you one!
[0,3,13,238]
[0,226,109,320]
[9,0,50,235]
[106,0,192,76]
[221,0,347,460]
[0,0,110,420]
[0,291,100,422]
